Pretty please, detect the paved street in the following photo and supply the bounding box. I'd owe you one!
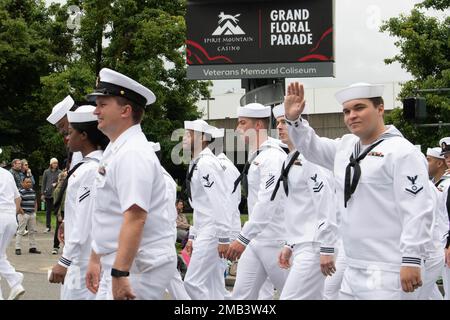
[1,223,60,300]
[1,221,236,300]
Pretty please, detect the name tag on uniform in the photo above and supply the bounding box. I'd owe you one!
[367,151,384,158]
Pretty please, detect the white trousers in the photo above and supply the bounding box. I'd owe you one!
[324,240,347,300]
[61,259,96,300]
[211,259,232,300]
[0,214,23,289]
[443,264,450,300]
[167,268,191,300]
[339,265,425,300]
[96,246,176,300]
[258,279,275,300]
[232,240,288,300]
[280,243,326,300]
[184,234,226,300]
[417,253,444,300]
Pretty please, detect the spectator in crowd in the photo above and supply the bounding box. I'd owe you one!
[9,159,22,189]
[19,159,35,186]
[41,158,61,233]
[176,199,190,245]
[15,177,41,255]
[51,170,67,254]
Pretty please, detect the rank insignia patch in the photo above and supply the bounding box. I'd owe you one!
[202,174,214,188]
[405,175,423,195]
[265,174,275,189]
[311,174,324,192]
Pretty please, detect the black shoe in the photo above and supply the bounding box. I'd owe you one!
[15,249,21,255]
[29,248,41,254]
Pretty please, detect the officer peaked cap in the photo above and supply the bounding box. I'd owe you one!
[86,68,156,108]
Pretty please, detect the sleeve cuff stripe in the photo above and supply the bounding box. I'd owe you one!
[59,257,71,267]
[218,238,230,243]
[285,116,301,128]
[402,257,421,264]
[238,234,250,245]
[320,247,334,253]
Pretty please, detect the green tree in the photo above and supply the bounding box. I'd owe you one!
[0,0,77,176]
[0,0,210,182]
[381,0,450,148]
[56,0,209,178]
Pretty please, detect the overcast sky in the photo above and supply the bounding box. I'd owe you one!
[47,0,444,93]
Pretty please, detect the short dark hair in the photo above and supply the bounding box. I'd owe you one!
[252,117,270,129]
[369,97,384,107]
[115,96,145,124]
[71,121,110,150]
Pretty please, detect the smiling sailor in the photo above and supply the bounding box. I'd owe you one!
[85,68,176,300]
[284,81,433,299]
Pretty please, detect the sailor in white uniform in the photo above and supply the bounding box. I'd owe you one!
[226,103,288,299]
[0,166,25,300]
[211,127,242,241]
[182,120,233,300]
[415,147,449,300]
[46,96,83,246]
[436,138,450,300]
[48,105,108,300]
[209,127,241,299]
[284,82,433,299]
[270,104,338,299]
[85,68,176,300]
[149,142,190,300]
[46,95,83,169]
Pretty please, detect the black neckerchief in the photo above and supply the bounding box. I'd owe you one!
[270,150,300,201]
[185,158,200,201]
[344,139,384,208]
[232,149,260,195]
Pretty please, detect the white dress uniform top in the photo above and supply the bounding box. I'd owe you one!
[212,126,242,239]
[272,104,339,299]
[92,125,176,299]
[86,68,175,300]
[437,137,450,300]
[56,105,101,300]
[414,181,445,300]
[163,164,191,300]
[287,84,433,299]
[0,168,24,298]
[146,142,190,301]
[217,152,241,238]
[276,150,338,300]
[232,103,288,300]
[183,120,233,300]
[211,127,241,299]
[46,95,82,170]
